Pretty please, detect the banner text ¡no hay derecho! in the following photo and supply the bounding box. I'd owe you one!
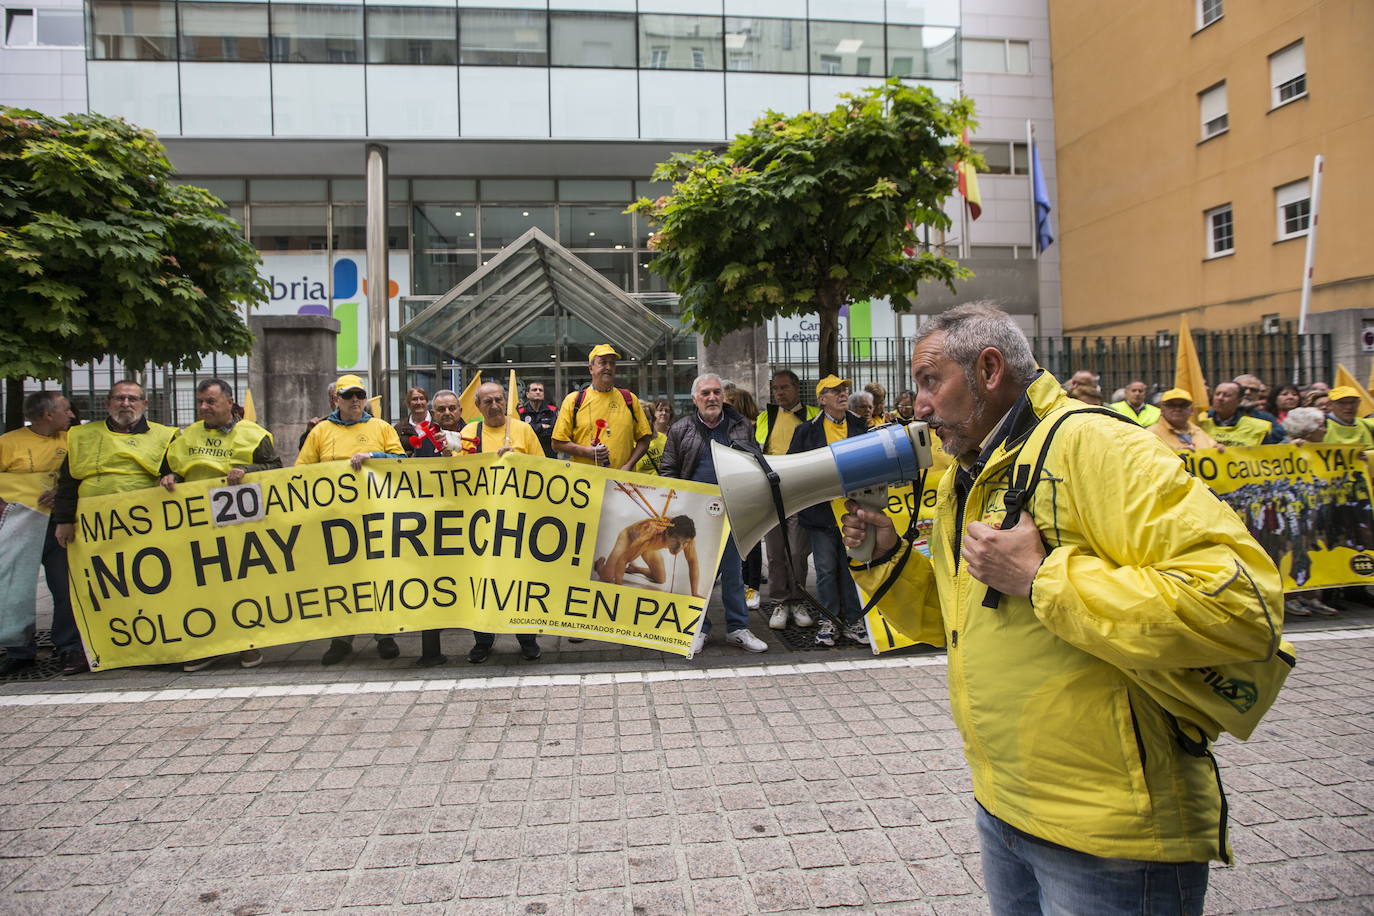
[66,454,729,669]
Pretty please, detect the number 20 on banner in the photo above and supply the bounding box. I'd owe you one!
[208,483,265,527]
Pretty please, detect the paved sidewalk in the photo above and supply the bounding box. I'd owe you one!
[0,630,1372,914]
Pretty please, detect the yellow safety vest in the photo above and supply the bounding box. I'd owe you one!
[166,420,272,482]
[1322,418,1374,448]
[67,421,176,497]
[1199,414,1271,447]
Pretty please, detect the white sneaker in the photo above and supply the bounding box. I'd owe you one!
[791,602,814,628]
[843,621,870,646]
[815,619,837,647]
[725,628,768,653]
[745,587,761,610]
[768,603,789,630]
[689,626,707,657]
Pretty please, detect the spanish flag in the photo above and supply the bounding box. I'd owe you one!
[958,129,982,220]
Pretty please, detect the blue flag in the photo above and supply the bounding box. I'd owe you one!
[1031,140,1054,253]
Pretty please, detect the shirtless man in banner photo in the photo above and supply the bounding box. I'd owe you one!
[593,515,701,599]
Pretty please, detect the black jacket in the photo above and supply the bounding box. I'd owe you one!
[788,410,870,530]
[660,404,759,481]
[518,402,558,458]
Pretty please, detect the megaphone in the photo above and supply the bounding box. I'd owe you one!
[712,422,932,563]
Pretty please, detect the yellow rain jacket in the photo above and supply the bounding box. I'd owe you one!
[852,372,1283,863]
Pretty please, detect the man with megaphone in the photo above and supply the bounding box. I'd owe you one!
[823,304,1285,914]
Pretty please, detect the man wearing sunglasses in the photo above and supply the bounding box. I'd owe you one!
[295,374,405,664]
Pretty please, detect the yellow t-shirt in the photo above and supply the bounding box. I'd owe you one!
[765,410,803,456]
[460,419,542,456]
[296,416,404,465]
[552,387,652,469]
[823,414,850,446]
[0,427,68,473]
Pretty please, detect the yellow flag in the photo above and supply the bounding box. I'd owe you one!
[367,395,383,419]
[1175,315,1208,416]
[242,389,257,423]
[1367,362,1374,397]
[1332,364,1374,417]
[459,373,481,423]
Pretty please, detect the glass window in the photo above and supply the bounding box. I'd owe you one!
[1197,0,1222,30]
[250,178,327,202]
[637,253,669,293]
[808,20,882,76]
[550,10,635,68]
[250,205,328,251]
[5,9,34,45]
[480,179,554,202]
[962,37,1029,74]
[639,14,723,70]
[1199,81,1227,139]
[563,206,632,249]
[1205,204,1233,258]
[972,141,1028,175]
[331,179,409,202]
[887,25,958,80]
[184,178,246,203]
[723,17,805,73]
[414,252,479,296]
[88,0,176,60]
[1275,179,1310,240]
[36,9,84,46]
[459,8,547,67]
[575,253,633,291]
[480,205,554,248]
[367,6,456,66]
[179,3,269,63]
[414,204,477,249]
[559,180,631,202]
[1270,40,1306,107]
[414,179,476,201]
[330,205,408,250]
[269,4,362,64]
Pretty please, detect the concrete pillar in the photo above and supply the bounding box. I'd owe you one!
[249,315,341,465]
[697,325,770,401]
[366,143,389,412]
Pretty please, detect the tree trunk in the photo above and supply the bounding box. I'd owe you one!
[4,378,23,432]
[815,288,844,379]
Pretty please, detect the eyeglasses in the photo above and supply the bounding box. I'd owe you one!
[340,391,368,400]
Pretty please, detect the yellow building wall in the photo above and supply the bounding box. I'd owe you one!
[1048,0,1374,335]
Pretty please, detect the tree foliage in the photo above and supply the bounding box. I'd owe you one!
[0,109,266,382]
[630,79,977,375]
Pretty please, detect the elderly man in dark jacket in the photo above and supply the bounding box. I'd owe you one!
[661,373,769,655]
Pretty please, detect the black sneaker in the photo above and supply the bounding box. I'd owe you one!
[321,639,353,666]
[377,637,400,660]
[60,651,90,676]
[414,654,448,668]
[467,645,492,664]
[521,643,541,661]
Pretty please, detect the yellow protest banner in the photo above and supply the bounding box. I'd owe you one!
[1179,444,1374,591]
[66,454,729,669]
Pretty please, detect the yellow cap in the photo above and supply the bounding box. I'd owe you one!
[589,344,621,361]
[334,374,366,395]
[1159,388,1193,404]
[1328,386,1361,401]
[815,375,852,399]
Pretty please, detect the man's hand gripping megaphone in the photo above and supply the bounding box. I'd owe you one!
[840,504,1046,598]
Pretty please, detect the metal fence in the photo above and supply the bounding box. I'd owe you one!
[770,327,1333,405]
[6,356,251,428]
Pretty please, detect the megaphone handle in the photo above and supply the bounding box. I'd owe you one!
[845,485,889,564]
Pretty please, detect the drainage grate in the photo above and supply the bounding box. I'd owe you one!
[772,618,869,653]
[0,629,63,682]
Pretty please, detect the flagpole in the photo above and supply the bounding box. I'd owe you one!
[1295,154,1323,383]
[1026,119,1038,260]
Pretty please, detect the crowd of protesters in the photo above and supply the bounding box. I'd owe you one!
[2,350,1370,677]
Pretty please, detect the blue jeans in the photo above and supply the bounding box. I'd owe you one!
[7,520,81,660]
[808,527,862,625]
[976,804,1208,916]
[700,538,750,635]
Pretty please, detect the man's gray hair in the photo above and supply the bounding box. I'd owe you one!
[432,389,458,402]
[23,391,63,422]
[913,302,1039,389]
[1283,407,1325,440]
[691,373,722,396]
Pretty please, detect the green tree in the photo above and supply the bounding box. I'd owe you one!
[630,79,976,376]
[0,109,265,427]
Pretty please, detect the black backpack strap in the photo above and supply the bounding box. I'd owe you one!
[982,406,1138,609]
[571,387,586,425]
